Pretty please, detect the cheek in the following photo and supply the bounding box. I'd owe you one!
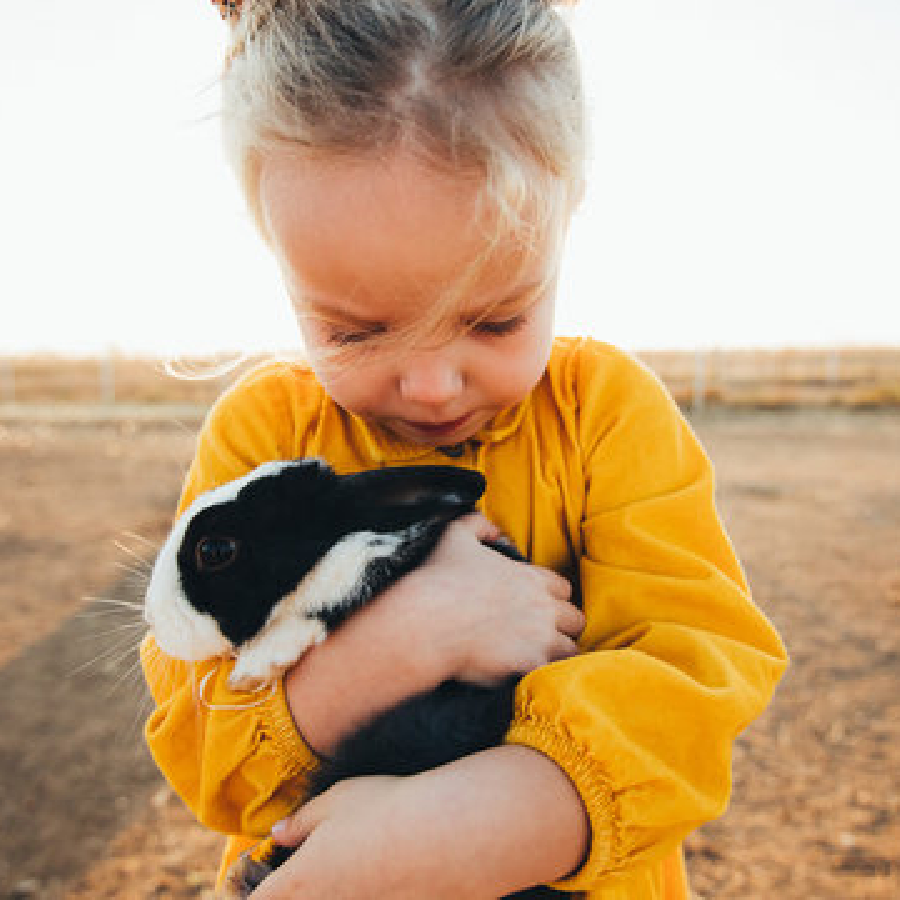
[298,330,366,410]
[500,354,546,401]
[311,357,393,415]
[492,323,554,399]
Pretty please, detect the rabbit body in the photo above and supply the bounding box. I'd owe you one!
[145,459,561,899]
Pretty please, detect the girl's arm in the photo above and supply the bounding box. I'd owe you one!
[285,512,581,755]
[497,346,789,892]
[252,746,589,900]
[142,361,582,839]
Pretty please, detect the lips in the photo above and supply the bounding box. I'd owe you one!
[399,413,473,440]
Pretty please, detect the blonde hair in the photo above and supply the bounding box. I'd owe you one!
[218,0,586,363]
[221,0,585,228]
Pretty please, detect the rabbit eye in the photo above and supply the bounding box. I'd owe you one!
[195,536,239,572]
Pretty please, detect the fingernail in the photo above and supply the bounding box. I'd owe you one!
[270,819,288,837]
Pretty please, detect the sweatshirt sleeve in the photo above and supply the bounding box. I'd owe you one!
[141,364,321,837]
[504,345,788,892]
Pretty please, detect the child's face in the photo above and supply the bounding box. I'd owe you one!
[259,148,561,446]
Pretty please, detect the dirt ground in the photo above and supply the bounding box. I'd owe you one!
[0,408,897,899]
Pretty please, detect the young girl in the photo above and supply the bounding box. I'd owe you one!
[141,1,787,897]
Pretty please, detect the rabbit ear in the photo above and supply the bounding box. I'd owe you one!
[336,466,485,531]
[236,459,339,528]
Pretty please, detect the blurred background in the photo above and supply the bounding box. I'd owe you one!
[1,0,899,357]
[1,1,898,898]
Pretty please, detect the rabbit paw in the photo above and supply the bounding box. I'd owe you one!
[229,616,328,689]
[218,851,273,899]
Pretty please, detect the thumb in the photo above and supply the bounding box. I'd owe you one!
[455,511,502,543]
[270,805,315,847]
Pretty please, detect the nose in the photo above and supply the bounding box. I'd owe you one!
[398,350,463,407]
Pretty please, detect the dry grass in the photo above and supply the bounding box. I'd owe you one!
[0,346,898,413]
[638,345,900,408]
[0,355,251,408]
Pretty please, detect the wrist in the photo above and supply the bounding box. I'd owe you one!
[386,570,464,685]
[284,595,442,755]
[386,566,475,685]
[396,745,590,895]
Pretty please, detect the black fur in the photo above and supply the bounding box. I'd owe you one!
[166,461,565,898]
[175,462,486,646]
[177,461,342,646]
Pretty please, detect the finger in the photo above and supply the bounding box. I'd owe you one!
[555,602,586,639]
[537,567,573,600]
[453,511,501,543]
[548,634,581,663]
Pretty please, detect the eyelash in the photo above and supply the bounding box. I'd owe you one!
[326,326,385,346]
[471,315,526,337]
[325,314,525,346]
[329,330,373,346]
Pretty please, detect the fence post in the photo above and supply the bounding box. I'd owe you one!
[0,358,13,404]
[101,349,116,405]
[692,349,706,412]
[828,348,840,387]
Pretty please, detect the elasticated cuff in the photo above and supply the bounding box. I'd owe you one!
[505,712,618,892]
[262,676,322,781]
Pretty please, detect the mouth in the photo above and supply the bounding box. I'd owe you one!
[398,413,474,441]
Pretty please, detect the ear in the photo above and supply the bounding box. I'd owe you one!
[237,459,339,530]
[335,465,485,531]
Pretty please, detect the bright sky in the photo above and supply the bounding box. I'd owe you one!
[2,0,899,356]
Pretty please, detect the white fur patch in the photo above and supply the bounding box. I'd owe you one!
[229,613,328,689]
[292,529,407,616]
[229,528,411,687]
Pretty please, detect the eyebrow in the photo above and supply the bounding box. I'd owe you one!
[466,282,545,317]
[297,279,545,326]
[295,296,385,329]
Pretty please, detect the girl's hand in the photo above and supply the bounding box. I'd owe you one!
[248,776,408,900]
[251,774,459,900]
[250,746,589,900]
[392,512,584,686]
[284,512,583,755]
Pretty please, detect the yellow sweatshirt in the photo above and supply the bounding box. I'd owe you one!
[141,337,787,898]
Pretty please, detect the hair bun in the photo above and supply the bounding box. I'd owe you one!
[212,0,242,20]
[211,0,579,21]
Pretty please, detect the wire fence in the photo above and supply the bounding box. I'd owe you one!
[0,347,899,415]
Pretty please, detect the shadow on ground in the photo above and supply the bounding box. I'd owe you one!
[0,580,163,898]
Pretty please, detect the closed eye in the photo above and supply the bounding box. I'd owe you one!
[470,314,525,337]
[327,324,387,346]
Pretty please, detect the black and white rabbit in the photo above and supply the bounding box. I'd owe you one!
[144,459,564,899]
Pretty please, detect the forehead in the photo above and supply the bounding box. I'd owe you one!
[258,148,558,322]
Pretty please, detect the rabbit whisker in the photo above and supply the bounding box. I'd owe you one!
[114,539,155,570]
[75,620,147,642]
[104,641,145,672]
[83,595,145,611]
[70,634,144,677]
[74,610,144,626]
[103,653,146,702]
[115,560,152,582]
[119,530,159,550]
